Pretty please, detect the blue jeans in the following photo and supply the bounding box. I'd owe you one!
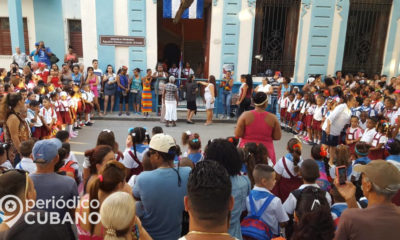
[269,96,278,115]
[222,90,232,117]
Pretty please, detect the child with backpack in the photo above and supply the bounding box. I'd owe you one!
[58,142,81,185]
[310,144,332,192]
[241,164,289,239]
[272,138,303,202]
[181,131,203,164]
[121,127,150,179]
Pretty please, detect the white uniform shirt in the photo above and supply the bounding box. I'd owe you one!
[371,132,387,147]
[26,109,42,127]
[274,154,303,178]
[313,105,324,121]
[39,107,57,125]
[359,120,367,130]
[82,91,94,103]
[283,183,332,214]
[245,186,289,235]
[16,157,37,174]
[360,128,377,144]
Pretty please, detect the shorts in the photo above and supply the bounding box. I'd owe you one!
[132,91,141,105]
[119,91,129,104]
[312,119,322,131]
[322,131,339,146]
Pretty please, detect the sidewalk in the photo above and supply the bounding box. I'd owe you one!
[91,110,237,123]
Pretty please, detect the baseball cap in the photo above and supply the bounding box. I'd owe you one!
[38,62,46,68]
[33,138,62,164]
[149,134,176,153]
[354,160,400,191]
[35,42,39,46]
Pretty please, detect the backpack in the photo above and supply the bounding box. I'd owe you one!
[59,161,80,184]
[127,151,143,177]
[331,204,348,228]
[241,191,275,240]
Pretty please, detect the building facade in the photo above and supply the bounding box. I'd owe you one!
[1,0,400,83]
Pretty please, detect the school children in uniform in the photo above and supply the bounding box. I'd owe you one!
[312,95,325,144]
[345,116,363,159]
[82,84,95,126]
[39,97,58,139]
[368,120,388,160]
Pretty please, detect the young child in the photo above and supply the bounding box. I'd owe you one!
[291,92,305,133]
[350,142,371,200]
[368,120,388,160]
[272,138,303,202]
[181,131,203,165]
[59,91,76,138]
[370,91,384,117]
[71,85,85,129]
[82,84,94,126]
[243,164,289,238]
[26,100,43,139]
[241,142,271,186]
[359,111,368,130]
[279,92,290,129]
[302,93,316,144]
[283,159,332,216]
[329,145,352,181]
[58,142,82,185]
[285,94,295,131]
[330,186,348,228]
[15,139,36,173]
[360,117,378,145]
[122,127,150,179]
[386,139,400,169]
[151,126,163,137]
[310,144,331,191]
[39,97,57,139]
[312,95,325,144]
[345,116,363,159]
[383,97,396,124]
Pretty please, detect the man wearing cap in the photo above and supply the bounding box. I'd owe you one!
[35,41,52,67]
[133,134,191,240]
[35,62,49,83]
[29,139,78,219]
[335,160,400,240]
[29,42,40,62]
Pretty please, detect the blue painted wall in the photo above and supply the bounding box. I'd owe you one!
[8,0,25,53]
[33,0,65,60]
[95,0,115,72]
[128,0,147,73]
[220,0,242,79]
[382,0,400,76]
[303,0,335,81]
[333,0,350,72]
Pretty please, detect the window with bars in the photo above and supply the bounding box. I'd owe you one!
[0,18,29,55]
[251,0,300,77]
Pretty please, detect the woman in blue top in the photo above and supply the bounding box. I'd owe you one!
[116,66,131,116]
[71,64,83,87]
[205,139,251,240]
[131,68,142,114]
[181,131,203,164]
[280,76,291,99]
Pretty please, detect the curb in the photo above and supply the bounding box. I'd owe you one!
[91,116,237,123]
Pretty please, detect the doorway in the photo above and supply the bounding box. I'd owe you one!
[157,0,212,79]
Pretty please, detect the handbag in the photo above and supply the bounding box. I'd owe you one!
[50,54,59,64]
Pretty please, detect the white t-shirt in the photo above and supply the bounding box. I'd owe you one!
[16,157,37,174]
[283,183,332,214]
[313,105,324,121]
[0,160,13,170]
[274,154,303,178]
[360,128,377,144]
[325,103,351,136]
[257,84,272,102]
[93,68,103,91]
[246,187,289,235]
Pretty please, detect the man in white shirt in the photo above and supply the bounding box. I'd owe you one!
[12,47,27,68]
[283,159,332,215]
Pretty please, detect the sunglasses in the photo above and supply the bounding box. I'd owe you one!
[1,169,29,198]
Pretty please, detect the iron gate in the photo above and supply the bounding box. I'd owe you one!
[342,0,392,77]
[252,0,300,77]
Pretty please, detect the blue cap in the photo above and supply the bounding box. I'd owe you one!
[35,42,39,46]
[33,138,62,164]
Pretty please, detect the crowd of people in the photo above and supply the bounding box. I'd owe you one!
[0,42,400,239]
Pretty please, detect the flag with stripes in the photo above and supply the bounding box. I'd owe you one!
[163,0,204,19]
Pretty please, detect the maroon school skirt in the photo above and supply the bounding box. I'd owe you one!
[368,149,385,160]
[312,119,322,131]
[305,114,313,128]
[84,104,92,114]
[60,111,71,125]
[272,176,303,202]
[280,108,287,120]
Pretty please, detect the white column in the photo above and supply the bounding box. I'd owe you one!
[294,6,312,83]
[114,0,129,70]
[146,0,157,70]
[237,0,255,79]
[23,0,36,53]
[80,0,98,68]
[208,1,223,78]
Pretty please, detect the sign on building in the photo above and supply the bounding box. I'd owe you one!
[99,35,145,47]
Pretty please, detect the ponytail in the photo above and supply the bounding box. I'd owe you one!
[88,177,100,235]
[288,138,302,173]
[181,131,191,145]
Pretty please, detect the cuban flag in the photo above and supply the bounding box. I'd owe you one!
[163,0,204,19]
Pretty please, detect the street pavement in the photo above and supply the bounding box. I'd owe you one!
[70,117,312,167]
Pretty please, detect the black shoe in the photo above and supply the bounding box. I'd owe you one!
[75,126,82,130]
[85,122,93,126]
